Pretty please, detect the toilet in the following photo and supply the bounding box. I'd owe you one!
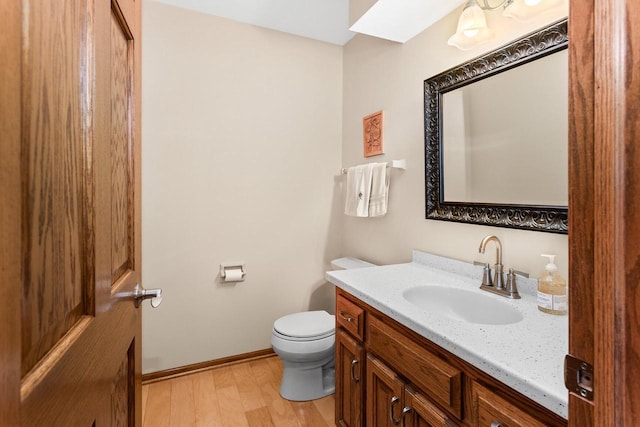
[271,257,375,401]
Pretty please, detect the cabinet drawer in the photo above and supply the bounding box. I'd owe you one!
[471,382,547,427]
[336,294,365,340]
[367,315,463,419]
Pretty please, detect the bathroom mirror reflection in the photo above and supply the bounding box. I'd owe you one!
[424,19,568,233]
[442,50,568,206]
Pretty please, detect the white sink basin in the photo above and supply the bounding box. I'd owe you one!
[403,285,523,325]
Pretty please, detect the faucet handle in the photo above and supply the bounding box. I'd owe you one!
[504,268,522,299]
[511,269,529,278]
[474,261,493,287]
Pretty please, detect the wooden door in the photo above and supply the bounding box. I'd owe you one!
[0,0,143,425]
[366,354,405,427]
[568,0,640,426]
[404,386,458,427]
[336,329,365,427]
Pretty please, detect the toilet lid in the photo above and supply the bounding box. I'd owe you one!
[274,311,335,340]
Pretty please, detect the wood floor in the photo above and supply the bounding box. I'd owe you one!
[142,355,336,426]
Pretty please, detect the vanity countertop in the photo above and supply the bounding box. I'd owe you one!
[326,251,568,419]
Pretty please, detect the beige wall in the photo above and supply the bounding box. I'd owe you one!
[142,1,570,374]
[341,9,569,278]
[141,2,343,373]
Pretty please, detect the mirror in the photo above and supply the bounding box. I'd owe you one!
[424,19,568,233]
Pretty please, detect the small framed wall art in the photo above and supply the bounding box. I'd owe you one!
[363,110,384,157]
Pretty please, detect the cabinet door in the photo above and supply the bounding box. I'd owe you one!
[404,386,459,427]
[336,329,365,427]
[472,382,547,427]
[367,354,405,427]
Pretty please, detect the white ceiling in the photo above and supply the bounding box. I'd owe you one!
[148,0,465,46]
[150,0,355,45]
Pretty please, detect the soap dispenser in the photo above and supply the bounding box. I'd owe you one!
[537,254,568,315]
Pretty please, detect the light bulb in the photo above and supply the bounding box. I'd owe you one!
[524,0,543,5]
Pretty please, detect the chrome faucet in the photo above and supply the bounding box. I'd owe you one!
[478,235,505,290]
[476,235,521,299]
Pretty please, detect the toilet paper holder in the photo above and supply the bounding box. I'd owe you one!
[220,262,246,282]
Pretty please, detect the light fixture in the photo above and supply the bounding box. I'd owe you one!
[447,0,494,51]
[502,0,564,22]
[448,0,566,50]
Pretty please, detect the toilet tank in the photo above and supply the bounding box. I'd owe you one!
[330,257,376,270]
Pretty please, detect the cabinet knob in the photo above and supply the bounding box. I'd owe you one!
[350,359,360,383]
[339,311,354,323]
[490,422,502,427]
[390,396,401,425]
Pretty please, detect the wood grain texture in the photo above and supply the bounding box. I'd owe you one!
[15,0,143,424]
[0,0,23,424]
[143,381,171,427]
[192,370,222,426]
[366,354,404,427]
[170,376,196,426]
[336,294,365,341]
[251,358,301,427]
[405,386,458,427]
[593,0,617,422]
[21,0,89,377]
[592,1,640,426]
[367,314,462,419]
[569,394,593,427]
[621,4,640,424]
[567,0,596,424]
[142,349,275,384]
[568,0,595,365]
[111,349,131,427]
[289,400,332,427]
[142,356,333,427]
[212,366,251,427]
[472,382,546,427]
[335,328,363,427]
[110,11,134,283]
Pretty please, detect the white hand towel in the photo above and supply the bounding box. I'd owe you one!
[344,164,375,217]
[368,163,389,217]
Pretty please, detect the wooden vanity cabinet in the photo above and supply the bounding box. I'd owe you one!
[336,328,365,427]
[367,353,458,427]
[335,289,567,427]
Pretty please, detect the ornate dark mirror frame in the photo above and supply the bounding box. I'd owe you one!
[424,19,568,234]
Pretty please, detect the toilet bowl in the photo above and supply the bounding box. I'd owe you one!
[271,257,375,401]
[271,310,336,401]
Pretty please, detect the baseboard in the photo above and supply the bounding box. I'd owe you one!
[141,348,276,384]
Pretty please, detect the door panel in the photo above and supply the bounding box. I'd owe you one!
[336,329,364,427]
[21,0,91,377]
[110,9,135,283]
[111,342,136,426]
[366,354,405,427]
[2,0,143,425]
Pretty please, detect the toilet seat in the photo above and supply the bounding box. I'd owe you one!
[274,311,335,341]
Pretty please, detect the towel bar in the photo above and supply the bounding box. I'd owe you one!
[340,159,406,175]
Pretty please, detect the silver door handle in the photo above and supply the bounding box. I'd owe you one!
[350,359,360,383]
[133,284,163,308]
[390,396,401,425]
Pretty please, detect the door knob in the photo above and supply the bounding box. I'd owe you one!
[133,284,163,308]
